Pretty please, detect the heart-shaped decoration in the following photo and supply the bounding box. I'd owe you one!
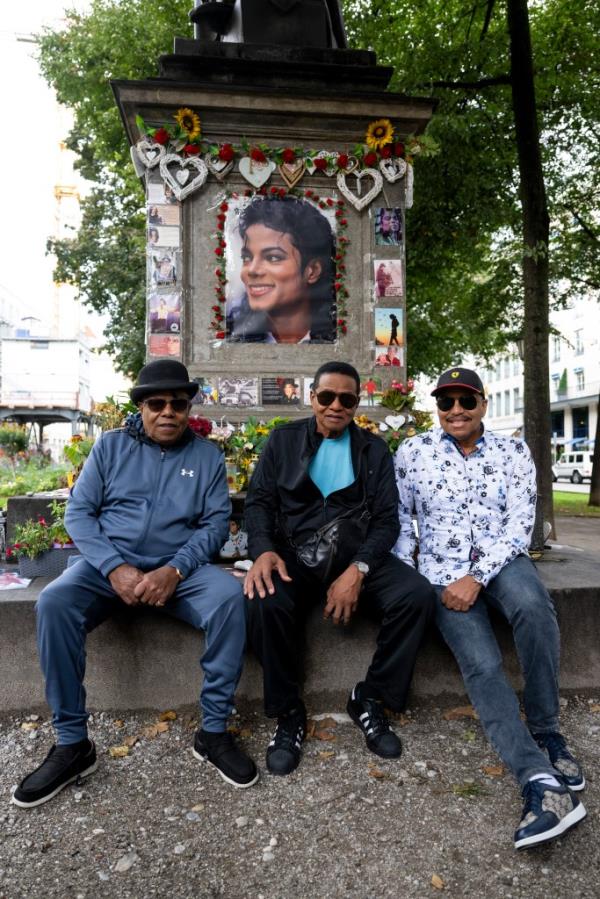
[135,139,166,170]
[278,160,306,189]
[339,155,359,175]
[305,151,337,177]
[205,153,234,182]
[379,157,407,184]
[159,154,208,201]
[405,164,414,208]
[238,157,276,189]
[385,414,405,429]
[336,169,383,211]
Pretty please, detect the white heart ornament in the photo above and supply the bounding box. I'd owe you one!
[336,169,383,212]
[135,139,166,169]
[385,414,405,429]
[379,157,407,183]
[205,153,234,182]
[159,154,208,201]
[238,157,276,189]
[305,151,336,177]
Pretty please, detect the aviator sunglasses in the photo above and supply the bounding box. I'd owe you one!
[436,394,481,412]
[142,397,190,413]
[314,389,359,409]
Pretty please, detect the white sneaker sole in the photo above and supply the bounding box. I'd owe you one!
[515,800,587,849]
[566,776,585,792]
[11,760,98,809]
[192,748,259,789]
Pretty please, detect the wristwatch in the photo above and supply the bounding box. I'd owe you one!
[170,566,184,581]
[353,561,370,576]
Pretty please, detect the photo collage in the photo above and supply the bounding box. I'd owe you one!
[190,374,381,408]
[372,206,404,369]
[146,177,182,359]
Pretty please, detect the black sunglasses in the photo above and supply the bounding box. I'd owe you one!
[436,394,481,412]
[142,397,190,413]
[314,390,359,410]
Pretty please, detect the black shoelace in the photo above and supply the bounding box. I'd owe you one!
[271,717,304,752]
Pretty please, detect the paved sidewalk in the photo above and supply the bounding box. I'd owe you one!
[552,516,600,554]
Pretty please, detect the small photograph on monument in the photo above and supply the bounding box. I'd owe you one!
[147,225,180,249]
[359,374,383,407]
[375,345,403,368]
[374,259,403,298]
[374,208,403,246]
[375,307,403,348]
[147,179,179,206]
[148,334,181,358]
[148,204,180,227]
[302,376,315,405]
[218,377,259,407]
[262,377,301,406]
[223,194,337,344]
[150,250,178,286]
[148,291,181,334]
[191,378,219,406]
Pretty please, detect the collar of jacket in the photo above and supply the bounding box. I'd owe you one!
[124,411,195,449]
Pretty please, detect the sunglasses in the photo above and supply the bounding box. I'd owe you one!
[314,390,359,410]
[142,397,190,413]
[436,394,480,412]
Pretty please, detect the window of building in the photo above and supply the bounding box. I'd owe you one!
[488,395,494,417]
[496,392,502,416]
[575,369,585,391]
[572,407,589,440]
[495,360,502,380]
[503,358,511,379]
[575,330,584,355]
[504,390,511,416]
[551,410,564,438]
[513,387,521,413]
[552,336,561,362]
[512,357,520,376]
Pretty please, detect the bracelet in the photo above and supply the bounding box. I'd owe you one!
[171,566,184,581]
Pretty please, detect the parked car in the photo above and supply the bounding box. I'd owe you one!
[553,451,594,484]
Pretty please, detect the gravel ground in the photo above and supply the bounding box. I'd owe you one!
[1,696,598,899]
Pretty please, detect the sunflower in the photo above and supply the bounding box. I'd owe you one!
[174,107,201,141]
[365,118,394,150]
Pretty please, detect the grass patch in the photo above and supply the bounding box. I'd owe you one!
[0,462,69,510]
[553,491,600,518]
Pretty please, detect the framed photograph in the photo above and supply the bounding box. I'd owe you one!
[147,179,180,206]
[191,377,219,406]
[302,375,316,405]
[223,194,337,344]
[374,207,403,247]
[149,250,178,286]
[148,204,180,227]
[375,345,404,367]
[375,307,403,347]
[218,377,259,406]
[148,291,181,334]
[148,334,181,357]
[359,374,383,407]
[374,259,403,298]
[147,225,180,249]
[262,376,301,406]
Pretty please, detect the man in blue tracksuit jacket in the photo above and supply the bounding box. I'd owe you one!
[12,360,257,808]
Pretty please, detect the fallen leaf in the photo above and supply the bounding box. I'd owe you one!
[590,704,600,713]
[368,766,387,779]
[318,751,336,760]
[462,729,477,743]
[482,765,504,777]
[141,724,160,739]
[451,782,483,797]
[108,745,130,759]
[190,803,204,812]
[113,719,125,729]
[123,734,139,748]
[156,721,170,734]
[314,730,337,742]
[227,725,241,736]
[159,710,177,722]
[431,873,445,890]
[316,716,338,729]
[443,705,478,721]
[240,728,252,739]
[20,722,39,731]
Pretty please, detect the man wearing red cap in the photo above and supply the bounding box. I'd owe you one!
[393,366,586,850]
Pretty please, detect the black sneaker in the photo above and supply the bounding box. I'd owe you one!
[347,684,402,759]
[514,779,586,850]
[266,704,307,776]
[11,739,97,809]
[533,731,585,791]
[193,729,258,788]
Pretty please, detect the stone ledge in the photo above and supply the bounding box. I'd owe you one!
[1,546,599,713]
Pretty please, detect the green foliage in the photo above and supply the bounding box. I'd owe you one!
[0,425,29,463]
[93,394,137,431]
[63,436,96,469]
[9,500,72,560]
[0,462,69,511]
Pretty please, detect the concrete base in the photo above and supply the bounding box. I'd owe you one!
[1,545,599,713]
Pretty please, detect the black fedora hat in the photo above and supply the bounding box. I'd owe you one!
[130,359,199,404]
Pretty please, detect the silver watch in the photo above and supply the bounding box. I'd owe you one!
[353,561,370,576]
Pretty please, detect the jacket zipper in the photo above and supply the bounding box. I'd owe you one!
[136,447,166,552]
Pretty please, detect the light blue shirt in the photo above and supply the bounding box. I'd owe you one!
[309,428,355,498]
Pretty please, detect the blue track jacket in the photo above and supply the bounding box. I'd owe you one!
[65,414,230,579]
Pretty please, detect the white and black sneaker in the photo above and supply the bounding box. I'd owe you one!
[514,779,586,850]
[533,731,585,791]
[266,703,306,776]
[347,684,402,759]
[193,729,258,788]
[12,739,97,808]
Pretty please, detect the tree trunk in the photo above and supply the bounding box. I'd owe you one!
[507,0,555,546]
[589,390,600,506]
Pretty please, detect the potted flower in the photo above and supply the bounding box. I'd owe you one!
[8,500,78,578]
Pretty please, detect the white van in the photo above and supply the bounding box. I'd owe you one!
[553,451,594,483]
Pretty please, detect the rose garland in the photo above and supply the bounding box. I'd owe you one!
[211,186,349,339]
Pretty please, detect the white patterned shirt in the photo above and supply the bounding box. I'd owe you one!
[393,427,536,586]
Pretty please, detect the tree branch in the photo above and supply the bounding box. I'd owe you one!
[480,0,496,40]
[565,206,600,244]
[421,75,512,90]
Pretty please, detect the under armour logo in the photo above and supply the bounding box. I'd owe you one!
[180,468,194,477]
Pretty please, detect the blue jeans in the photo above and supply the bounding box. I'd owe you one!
[36,558,246,744]
[435,555,560,786]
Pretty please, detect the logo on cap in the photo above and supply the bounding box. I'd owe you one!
[451,370,460,379]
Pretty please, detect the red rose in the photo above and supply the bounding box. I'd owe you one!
[216,221,224,230]
[336,153,349,169]
[183,144,200,156]
[250,147,267,163]
[216,331,225,339]
[313,157,328,171]
[270,186,278,194]
[153,128,170,146]
[219,203,229,212]
[219,143,235,162]
[326,198,334,207]
[363,152,377,167]
[379,145,392,159]
[305,189,313,197]
[281,148,295,164]
[341,325,347,334]
[393,142,405,157]
[340,219,347,226]
[214,247,223,257]
[278,188,286,198]
[334,282,342,291]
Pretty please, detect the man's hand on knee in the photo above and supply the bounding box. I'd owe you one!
[108,563,145,606]
[133,566,180,606]
[243,552,292,600]
[441,575,482,612]
[324,565,363,626]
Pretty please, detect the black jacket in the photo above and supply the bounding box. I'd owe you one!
[245,417,400,573]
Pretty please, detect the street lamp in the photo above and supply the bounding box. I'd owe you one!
[514,334,546,556]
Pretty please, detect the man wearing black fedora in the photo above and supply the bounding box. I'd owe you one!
[12,360,257,808]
